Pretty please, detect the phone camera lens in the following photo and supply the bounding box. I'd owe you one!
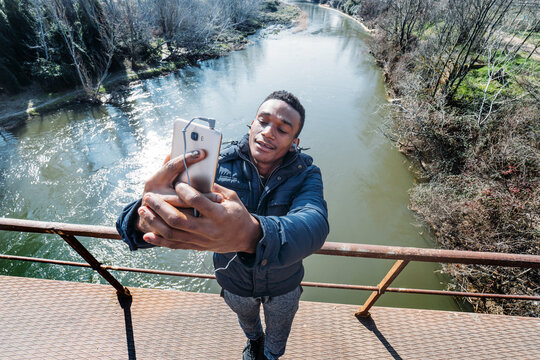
[191,132,199,141]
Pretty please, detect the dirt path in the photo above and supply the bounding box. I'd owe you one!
[499,31,540,61]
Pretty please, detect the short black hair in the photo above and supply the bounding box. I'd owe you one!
[262,90,305,137]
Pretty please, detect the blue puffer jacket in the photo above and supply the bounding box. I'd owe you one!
[116,134,329,297]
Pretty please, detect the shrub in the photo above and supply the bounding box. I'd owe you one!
[31,58,76,92]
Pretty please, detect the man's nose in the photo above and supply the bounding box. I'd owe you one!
[261,124,274,138]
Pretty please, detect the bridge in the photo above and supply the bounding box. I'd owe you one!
[1,217,539,359]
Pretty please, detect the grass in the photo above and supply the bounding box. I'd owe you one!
[514,30,540,43]
[26,108,40,116]
[418,20,445,40]
[455,54,539,104]
[259,0,301,24]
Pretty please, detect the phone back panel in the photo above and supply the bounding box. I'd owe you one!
[171,119,222,193]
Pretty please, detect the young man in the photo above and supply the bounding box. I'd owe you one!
[117,90,329,359]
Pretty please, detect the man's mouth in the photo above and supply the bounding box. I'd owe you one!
[256,140,275,151]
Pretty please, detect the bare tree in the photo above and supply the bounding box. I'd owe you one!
[156,0,238,52]
[153,0,182,53]
[477,13,539,126]
[367,0,540,317]
[435,0,515,99]
[45,0,117,101]
[389,0,427,50]
[112,0,154,68]
[215,0,261,27]
[45,0,94,97]
[82,0,118,98]
[31,0,49,60]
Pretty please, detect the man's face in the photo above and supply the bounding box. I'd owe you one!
[249,99,301,175]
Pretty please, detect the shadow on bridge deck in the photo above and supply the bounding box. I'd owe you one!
[1,275,538,359]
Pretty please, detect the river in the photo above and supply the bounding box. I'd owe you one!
[0,2,462,311]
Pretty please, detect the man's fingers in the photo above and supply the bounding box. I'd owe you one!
[146,192,222,208]
[142,189,176,206]
[138,204,206,249]
[204,191,224,203]
[174,182,222,218]
[136,206,153,233]
[162,190,223,205]
[143,232,206,251]
[158,194,184,208]
[163,153,171,165]
[138,205,180,239]
[212,183,239,200]
[144,192,210,235]
[157,150,206,186]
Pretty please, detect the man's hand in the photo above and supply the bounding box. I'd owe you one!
[136,150,208,232]
[138,183,262,254]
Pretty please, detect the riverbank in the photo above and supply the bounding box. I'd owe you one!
[0,1,302,129]
[319,1,539,317]
[318,4,373,33]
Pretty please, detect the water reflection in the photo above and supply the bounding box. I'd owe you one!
[0,2,460,310]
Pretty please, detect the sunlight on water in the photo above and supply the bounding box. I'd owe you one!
[0,2,461,311]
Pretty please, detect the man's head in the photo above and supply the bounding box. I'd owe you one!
[248,90,305,177]
[262,90,305,136]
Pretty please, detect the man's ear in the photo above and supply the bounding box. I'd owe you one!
[290,138,300,151]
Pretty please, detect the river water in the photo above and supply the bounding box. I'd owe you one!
[0,2,461,311]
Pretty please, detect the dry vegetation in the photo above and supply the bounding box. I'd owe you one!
[1,0,300,101]
[320,0,539,316]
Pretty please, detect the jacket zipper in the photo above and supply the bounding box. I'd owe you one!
[256,153,299,212]
[238,151,300,209]
[237,150,300,296]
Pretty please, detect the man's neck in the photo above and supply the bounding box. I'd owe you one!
[248,153,282,179]
[256,160,282,179]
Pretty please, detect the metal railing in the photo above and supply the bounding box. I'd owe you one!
[1,217,539,317]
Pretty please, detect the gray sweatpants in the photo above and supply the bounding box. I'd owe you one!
[223,286,302,360]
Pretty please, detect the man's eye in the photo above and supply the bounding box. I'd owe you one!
[258,119,267,125]
[278,128,287,134]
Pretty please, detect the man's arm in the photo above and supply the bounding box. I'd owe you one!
[116,198,153,251]
[139,164,329,265]
[252,165,329,267]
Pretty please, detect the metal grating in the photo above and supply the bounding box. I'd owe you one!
[1,275,538,359]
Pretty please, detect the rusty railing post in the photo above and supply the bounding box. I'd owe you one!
[55,230,131,297]
[355,259,409,318]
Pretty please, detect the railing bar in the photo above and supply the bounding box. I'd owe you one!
[54,232,129,296]
[384,287,540,300]
[102,264,217,280]
[356,260,410,317]
[317,243,540,268]
[300,281,377,291]
[0,254,92,268]
[0,217,120,239]
[1,218,539,268]
[2,253,538,301]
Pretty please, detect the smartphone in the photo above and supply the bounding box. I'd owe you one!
[171,118,222,194]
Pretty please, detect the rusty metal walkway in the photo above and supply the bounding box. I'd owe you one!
[1,275,539,359]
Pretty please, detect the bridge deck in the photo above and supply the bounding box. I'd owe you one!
[1,275,538,359]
